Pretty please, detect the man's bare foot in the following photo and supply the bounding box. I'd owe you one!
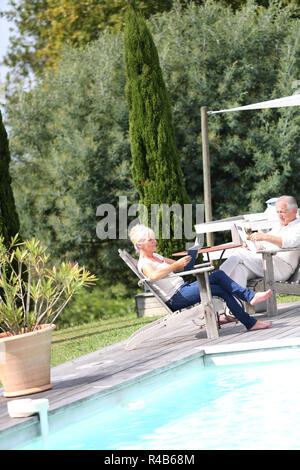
[250,289,272,306]
[249,320,272,331]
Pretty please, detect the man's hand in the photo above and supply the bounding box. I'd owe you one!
[249,231,283,248]
[249,232,265,242]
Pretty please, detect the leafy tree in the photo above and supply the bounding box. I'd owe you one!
[7,32,135,283]
[246,18,300,211]
[6,0,300,279]
[2,0,49,78]
[6,0,294,79]
[2,0,176,78]
[39,0,177,70]
[150,0,298,218]
[124,5,190,255]
[0,110,20,246]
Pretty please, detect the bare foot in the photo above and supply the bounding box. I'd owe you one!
[250,289,272,306]
[249,320,272,331]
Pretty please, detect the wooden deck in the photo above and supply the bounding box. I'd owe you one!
[1,301,300,449]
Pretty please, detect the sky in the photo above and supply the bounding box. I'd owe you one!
[0,0,11,83]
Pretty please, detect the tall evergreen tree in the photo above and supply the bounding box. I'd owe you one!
[0,111,20,246]
[124,5,190,255]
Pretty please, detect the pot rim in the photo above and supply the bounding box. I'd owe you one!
[0,323,56,342]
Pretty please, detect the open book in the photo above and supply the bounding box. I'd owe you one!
[184,247,200,271]
[234,224,258,252]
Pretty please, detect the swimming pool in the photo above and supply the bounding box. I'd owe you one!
[15,346,300,450]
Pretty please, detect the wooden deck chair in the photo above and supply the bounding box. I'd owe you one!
[246,248,300,316]
[118,249,224,350]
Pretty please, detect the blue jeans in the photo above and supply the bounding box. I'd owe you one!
[167,270,257,330]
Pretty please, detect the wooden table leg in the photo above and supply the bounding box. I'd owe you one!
[195,271,219,339]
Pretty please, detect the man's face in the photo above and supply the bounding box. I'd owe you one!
[276,200,297,226]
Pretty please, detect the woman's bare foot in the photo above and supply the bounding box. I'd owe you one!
[249,320,272,331]
[250,289,272,306]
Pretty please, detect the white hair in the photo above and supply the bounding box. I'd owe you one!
[129,224,154,254]
[277,195,298,211]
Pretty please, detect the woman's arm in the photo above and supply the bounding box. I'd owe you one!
[162,257,177,265]
[142,256,191,281]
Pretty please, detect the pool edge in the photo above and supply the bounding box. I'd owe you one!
[2,336,300,449]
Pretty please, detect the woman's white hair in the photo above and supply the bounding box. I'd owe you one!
[129,224,154,254]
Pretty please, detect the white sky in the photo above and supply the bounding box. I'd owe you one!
[0,0,11,82]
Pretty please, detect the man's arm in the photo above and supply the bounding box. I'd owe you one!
[249,232,282,248]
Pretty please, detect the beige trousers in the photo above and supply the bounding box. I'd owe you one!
[219,247,294,288]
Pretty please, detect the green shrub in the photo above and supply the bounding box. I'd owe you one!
[55,285,136,328]
[8,0,300,272]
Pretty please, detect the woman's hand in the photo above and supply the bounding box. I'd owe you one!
[174,255,191,271]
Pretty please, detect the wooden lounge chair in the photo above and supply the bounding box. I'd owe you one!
[246,247,300,316]
[118,249,225,350]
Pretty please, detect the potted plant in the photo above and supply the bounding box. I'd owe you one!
[0,235,97,397]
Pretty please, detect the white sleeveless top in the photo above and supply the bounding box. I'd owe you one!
[138,253,184,301]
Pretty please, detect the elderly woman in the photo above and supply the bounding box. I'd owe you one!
[129,224,272,331]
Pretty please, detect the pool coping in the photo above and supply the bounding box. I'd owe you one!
[2,335,300,449]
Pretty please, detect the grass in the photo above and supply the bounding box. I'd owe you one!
[50,294,300,367]
[277,294,300,304]
[51,312,160,367]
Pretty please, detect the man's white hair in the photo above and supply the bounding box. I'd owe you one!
[277,195,298,211]
[129,224,154,254]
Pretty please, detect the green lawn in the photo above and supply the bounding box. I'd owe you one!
[277,294,300,304]
[51,312,159,367]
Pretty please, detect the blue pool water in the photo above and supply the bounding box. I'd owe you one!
[17,356,300,450]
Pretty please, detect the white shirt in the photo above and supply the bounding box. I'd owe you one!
[138,253,183,301]
[264,218,300,271]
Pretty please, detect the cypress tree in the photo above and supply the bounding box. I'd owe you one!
[124,5,190,255]
[0,110,20,246]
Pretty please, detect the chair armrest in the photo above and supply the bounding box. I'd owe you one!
[194,262,212,268]
[256,246,300,255]
[138,263,214,285]
[169,264,214,277]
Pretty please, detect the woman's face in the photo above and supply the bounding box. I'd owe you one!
[140,231,156,251]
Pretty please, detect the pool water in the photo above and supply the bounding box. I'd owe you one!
[17,357,300,450]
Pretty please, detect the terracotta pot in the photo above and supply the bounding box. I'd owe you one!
[0,324,56,397]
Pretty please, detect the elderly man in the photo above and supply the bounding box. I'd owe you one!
[220,195,300,287]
